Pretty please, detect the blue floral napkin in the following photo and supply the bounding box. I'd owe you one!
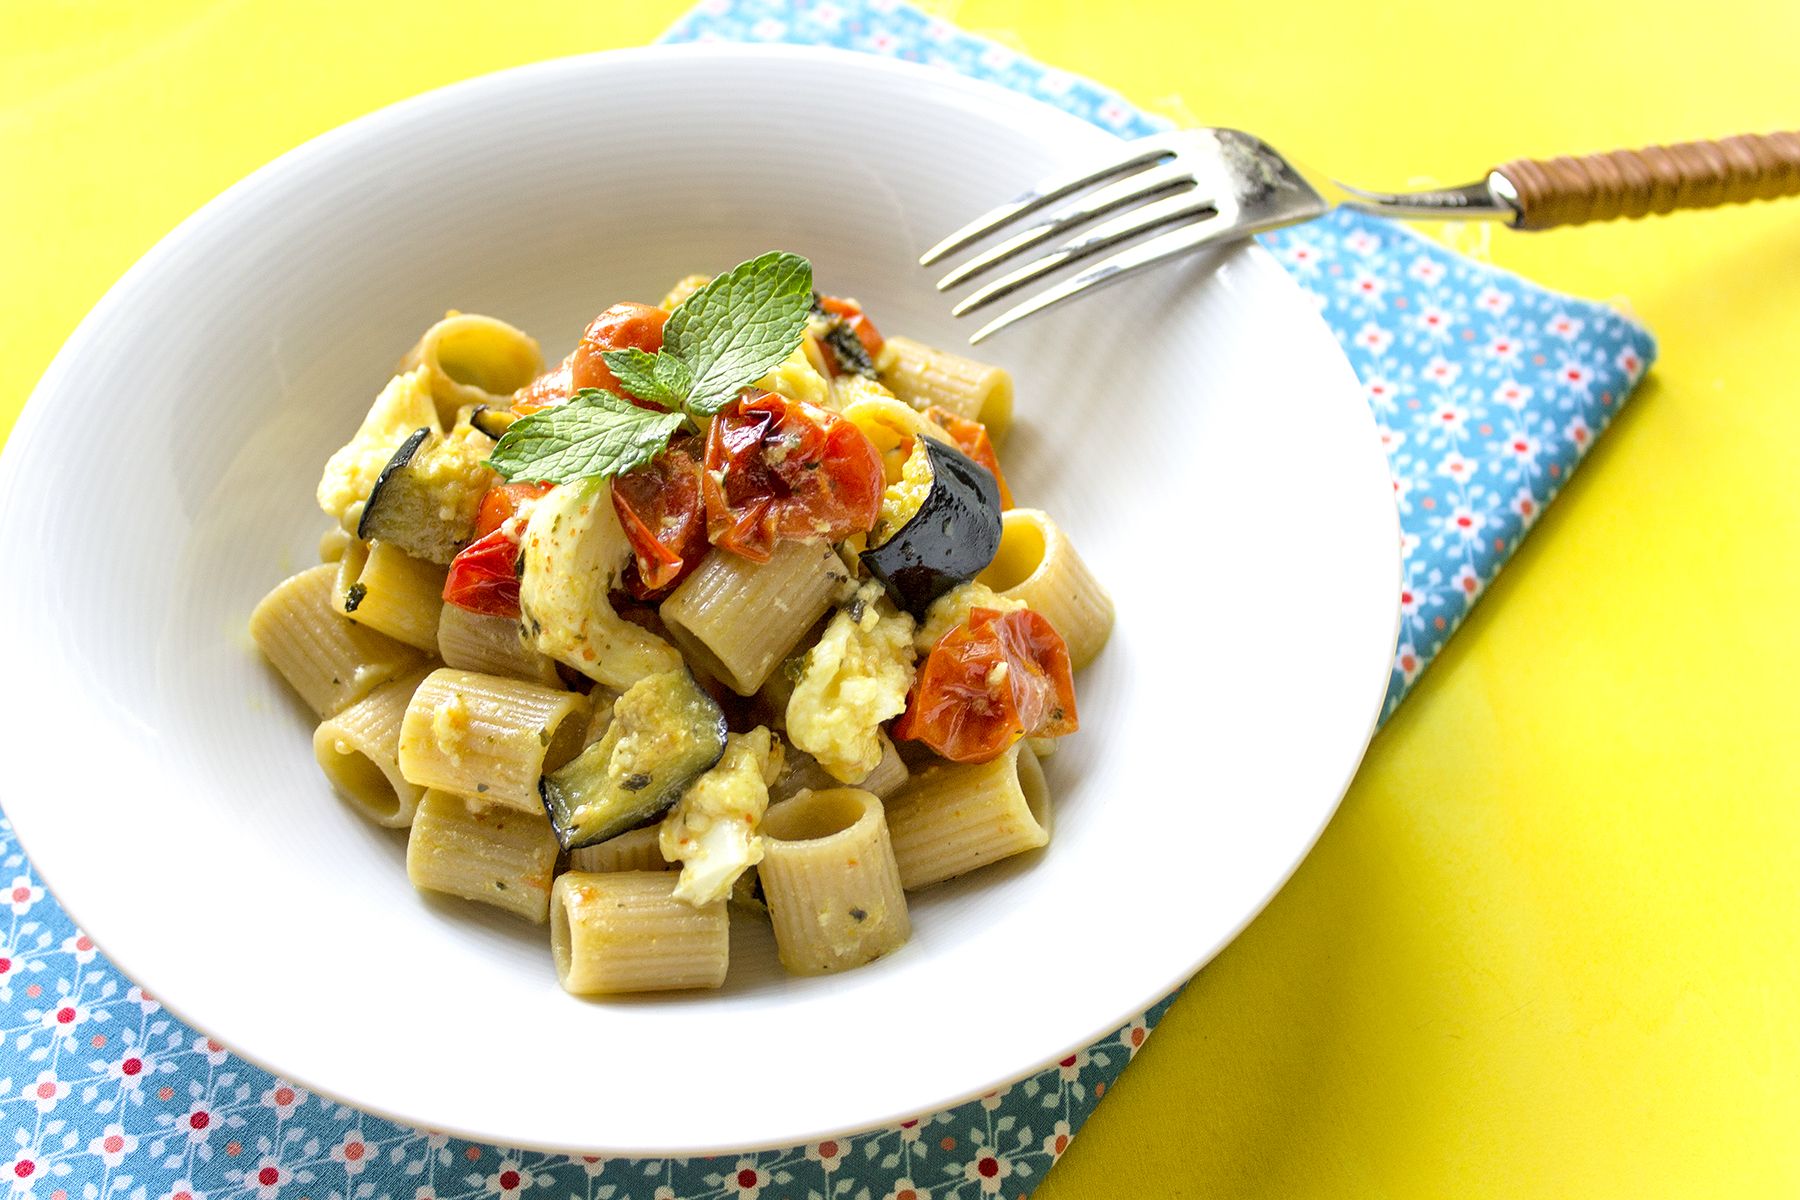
[0,3,1655,1198]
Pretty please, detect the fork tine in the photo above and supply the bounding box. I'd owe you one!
[934,163,1201,291]
[966,215,1248,345]
[917,143,1176,267]
[949,193,1219,318]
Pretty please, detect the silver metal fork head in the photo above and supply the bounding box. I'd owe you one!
[925,128,1331,343]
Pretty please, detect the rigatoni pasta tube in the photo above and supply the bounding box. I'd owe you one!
[877,335,1013,441]
[396,668,589,810]
[567,825,671,874]
[312,667,433,828]
[770,745,838,803]
[978,508,1114,669]
[580,685,623,747]
[406,790,560,922]
[771,734,908,803]
[859,735,910,799]
[759,788,910,975]
[839,386,955,483]
[336,540,446,653]
[436,604,561,686]
[659,540,848,695]
[401,312,542,427]
[333,538,367,602]
[550,871,729,995]
[885,742,1051,890]
[755,653,803,729]
[251,563,423,717]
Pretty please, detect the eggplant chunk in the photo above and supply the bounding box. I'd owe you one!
[859,436,1002,616]
[809,297,878,379]
[469,405,517,441]
[357,427,493,564]
[539,669,727,850]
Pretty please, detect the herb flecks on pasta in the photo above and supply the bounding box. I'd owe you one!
[253,251,1114,994]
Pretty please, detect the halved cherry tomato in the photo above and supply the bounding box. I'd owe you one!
[571,302,670,406]
[702,389,884,561]
[922,406,1013,509]
[513,353,573,409]
[443,528,526,618]
[444,482,553,617]
[894,607,1078,763]
[474,481,553,539]
[819,295,884,358]
[612,436,709,598]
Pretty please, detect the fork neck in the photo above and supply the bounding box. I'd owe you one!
[1335,173,1524,223]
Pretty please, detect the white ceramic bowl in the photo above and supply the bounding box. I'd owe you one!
[0,45,1398,1155]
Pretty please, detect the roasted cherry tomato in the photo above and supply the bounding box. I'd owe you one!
[922,406,1013,509]
[571,302,670,405]
[894,607,1078,763]
[818,295,884,358]
[702,388,884,561]
[612,436,710,598]
[444,482,553,616]
[512,352,573,410]
[474,481,553,538]
[443,528,526,618]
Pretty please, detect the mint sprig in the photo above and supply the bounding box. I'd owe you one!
[601,347,692,409]
[664,251,814,415]
[485,251,814,485]
[487,389,686,484]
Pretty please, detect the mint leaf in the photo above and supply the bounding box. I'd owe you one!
[487,389,685,484]
[654,352,693,400]
[601,348,691,409]
[483,251,815,488]
[664,251,813,415]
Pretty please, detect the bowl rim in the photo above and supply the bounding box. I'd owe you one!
[0,40,1401,1155]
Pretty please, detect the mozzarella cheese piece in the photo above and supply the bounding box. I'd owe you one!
[429,688,471,768]
[786,583,916,783]
[914,580,1026,653]
[414,425,497,532]
[872,438,934,547]
[316,368,439,527]
[518,479,682,689]
[661,727,781,906]
[606,685,698,780]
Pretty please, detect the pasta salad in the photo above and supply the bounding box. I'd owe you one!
[251,252,1113,994]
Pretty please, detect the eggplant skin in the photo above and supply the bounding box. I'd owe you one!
[822,321,877,379]
[538,669,728,850]
[860,437,1002,616]
[356,427,487,565]
[468,405,513,441]
[356,427,431,543]
[809,294,879,379]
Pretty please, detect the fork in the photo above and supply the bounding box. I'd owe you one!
[924,129,1800,343]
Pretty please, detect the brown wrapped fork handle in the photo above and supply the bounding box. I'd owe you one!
[1498,132,1800,229]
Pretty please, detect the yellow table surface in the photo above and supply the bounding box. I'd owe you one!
[6,2,1798,1194]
